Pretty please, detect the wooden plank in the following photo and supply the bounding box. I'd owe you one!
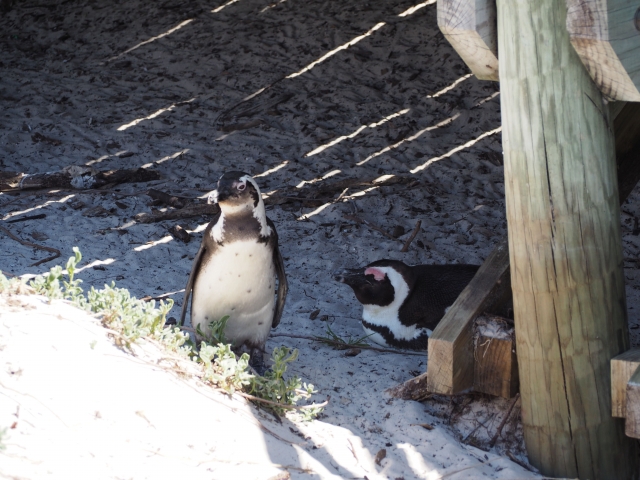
[611,348,640,418]
[437,0,499,81]
[425,236,510,395]
[626,365,640,438]
[498,0,637,476]
[566,0,640,101]
[473,316,519,398]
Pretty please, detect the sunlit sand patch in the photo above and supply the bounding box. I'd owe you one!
[260,0,287,13]
[296,169,341,189]
[286,22,387,79]
[75,258,116,274]
[139,149,190,169]
[254,160,289,178]
[410,127,502,173]
[427,74,474,99]
[356,113,461,166]
[398,0,436,17]
[297,183,383,221]
[396,443,442,480]
[305,109,410,157]
[106,19,194,63]
[117,99,196,132]
[212,0,242,13]
[85,153,120,166]
[2,194,75,221]
[133,235,173,252]
[225,17,422,132]
[474,91,500,107]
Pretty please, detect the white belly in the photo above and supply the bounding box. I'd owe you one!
[362,305,432,347]
[191,240,275,348]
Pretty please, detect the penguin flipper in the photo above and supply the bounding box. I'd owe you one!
[269,220,287,329]
[179,241,206,327]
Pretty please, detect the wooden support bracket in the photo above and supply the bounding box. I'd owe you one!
[425,236,511,395]
[473,315,519,398]
[566,0,640,101]
[437,0,499,81]
[626,366,640,438]
[611,348,640,418]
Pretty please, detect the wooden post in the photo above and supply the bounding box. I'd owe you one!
[437,0,499,81]
[498,0,638,477]
[566,0,640,101]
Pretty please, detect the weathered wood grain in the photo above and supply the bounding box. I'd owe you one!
[437,0,499,81]
[498,0,637,477]
[566,0,640,101]
[611,348,640,418]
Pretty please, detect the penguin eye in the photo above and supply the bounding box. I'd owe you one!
[237,182,246,191]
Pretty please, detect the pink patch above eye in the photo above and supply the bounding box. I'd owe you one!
[365,267,386,281]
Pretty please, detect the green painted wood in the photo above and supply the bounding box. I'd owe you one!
[497,0,638,477]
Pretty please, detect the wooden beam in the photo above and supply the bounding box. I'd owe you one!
[425,236,510,395]
[437,0,499,81]
[473,315,519,398]
[390,100,640,402]
[566,0,640,101]
[626,366,640,438]
[498,0,637,476]
[611,348,640,418]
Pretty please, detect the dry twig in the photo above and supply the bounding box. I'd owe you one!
[0,225,61,267]
[236,392,329,411]
[343,214,398,242]
[488,393,520,448]
[401,219,422,252]
[269,332,424,356]
[134,204,219,224]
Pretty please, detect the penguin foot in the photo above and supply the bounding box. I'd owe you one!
[249,349,269,376]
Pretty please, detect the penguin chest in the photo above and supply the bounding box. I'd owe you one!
[361,306,431,350]
[191,239,275,347]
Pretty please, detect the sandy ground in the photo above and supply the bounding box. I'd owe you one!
[1,0,638,478]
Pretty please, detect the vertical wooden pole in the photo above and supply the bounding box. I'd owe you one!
[497,0,638,478]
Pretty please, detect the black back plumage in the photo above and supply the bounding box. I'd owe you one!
[336,259,479,332]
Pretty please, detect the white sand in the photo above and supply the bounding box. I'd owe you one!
[1,0,637,478]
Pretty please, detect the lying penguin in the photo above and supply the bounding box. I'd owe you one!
[334,260,478,350]
[180,171,287,368]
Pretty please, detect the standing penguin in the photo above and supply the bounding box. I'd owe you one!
[334,260,478,350]
[180,171,287,366]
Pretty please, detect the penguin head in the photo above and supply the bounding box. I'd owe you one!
[212,171,261,214]
[334,260,413,307]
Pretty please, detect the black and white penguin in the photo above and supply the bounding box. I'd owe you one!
[180,171,287,365]
[334,260,478,350]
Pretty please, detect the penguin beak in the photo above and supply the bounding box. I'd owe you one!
[207,190,219,205]
[333,268,369,286]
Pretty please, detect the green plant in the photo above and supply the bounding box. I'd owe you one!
[199,342,253,393]
[196,315,230,346]
[9,248,323,419]
[315,324,372,350]
[248,347,320,419]
[0,427,7,452]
